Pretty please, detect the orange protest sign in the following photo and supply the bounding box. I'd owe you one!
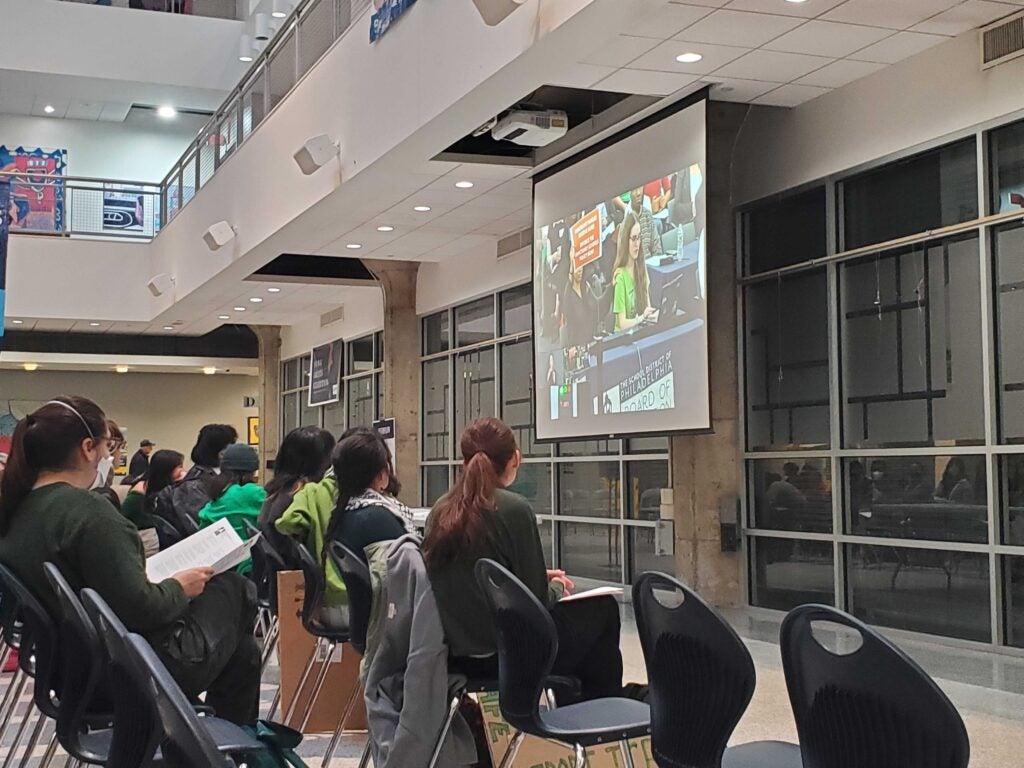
[571,208,602,270]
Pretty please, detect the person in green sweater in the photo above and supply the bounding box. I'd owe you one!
[425,417,624,702]
[122,448,186,536]
[0,396,261,725]
[198,444,266,574]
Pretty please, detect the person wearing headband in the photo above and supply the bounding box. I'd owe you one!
[0,396,261,725]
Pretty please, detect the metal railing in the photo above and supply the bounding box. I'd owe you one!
[2,171,162,240]
[59,1,238,20]
[159,0,370,228]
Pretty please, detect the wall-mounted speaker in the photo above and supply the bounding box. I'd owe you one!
[203,221,236,251]
[293,135,339,175]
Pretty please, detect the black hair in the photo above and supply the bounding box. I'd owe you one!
[322,432,391,561]
[144,449,184,516]
[265,426,336,498]
[0,396,107,535]
[189,424,238,468]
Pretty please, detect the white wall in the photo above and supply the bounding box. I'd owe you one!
[0,369,258,457]
[733,31,1024,204]
[279,286,384,360]
[416,246,530,316]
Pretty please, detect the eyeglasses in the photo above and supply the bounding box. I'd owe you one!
[106,438,125,452]
[629,234,641,245]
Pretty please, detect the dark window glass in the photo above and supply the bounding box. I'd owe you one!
[628,526,674,583]
[423,312,450,356]
[538,519,554,568]
[422,360,450,461]
[558,439,620,456]
[454,348,496,437]
[282,392,298,436]
[845,456,987,543]
[750,537,834,611]
[501,340,544,458]
[375,331,384,367]
[745,270,830,450]
[990,119,1024,215]
[283,359,300,391]
[749,459,832,533]
[299,397,320,429]
[840,236,984,448]
[508,462,552,517]
[558,462,621,519]
[501,284,532,336]
[323,400,345,439]
[346,376,373,429]
[842,138,978,250]
[559,522,621,582]
[743,187,826,275]
[301,354,311,388]
[375,372,383,420]
[455,297,495,347]
[1005,556,1024,648]
[625,461,668,521]
[626,437,668,454]
[422,465,450,507]
[847,544,990,642]
[1001,455,1024,546]
[348,336,374,375]
[994,222,1024,443]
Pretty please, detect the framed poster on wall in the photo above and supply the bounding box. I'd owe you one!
[309,339,344,406]
[0,146,67,233]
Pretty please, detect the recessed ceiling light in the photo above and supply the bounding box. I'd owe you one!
[163,325,174,331]
[455,181,474,189]
[234,306,246,312]
[219,315,230,320]
[376,225,394,232]
[203,367,217,375]
[785,0,808,4]
[346,243,362,249]
[676,52,703,64]
[89,322,101,327]
[11,320,23,325]
[115,366,129,374]
[43,105,55,114]
[413,205,431,212]
[267,287,282,293]
[23,363,38,372]
[156,106,177,119]
[249,297,263,303]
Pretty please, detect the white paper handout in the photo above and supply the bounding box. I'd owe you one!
[145,518,260,584]
[559,585,623,603]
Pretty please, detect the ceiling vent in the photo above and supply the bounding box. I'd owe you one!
[981,11,1024,69]
[497,227,532,260]
[320,304,345,328]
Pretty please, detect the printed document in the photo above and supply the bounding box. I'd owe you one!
[146,518,260,583]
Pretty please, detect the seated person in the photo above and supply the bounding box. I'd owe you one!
[560,257,599,347]
[612,213,657,331]
[0,397,259,725]
[198,444,266,575]
[425,417,626,702]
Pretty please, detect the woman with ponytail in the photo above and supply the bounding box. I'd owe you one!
[0,396,261,725]
[424,417,625,702]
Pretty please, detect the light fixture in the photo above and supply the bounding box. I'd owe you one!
[163,325,174,331]
[293,135,339,175]
[156,105,177,119]
[455,180,474,189]
[253,13,271,41]
[203,367,217,375]
[43,105,55,114]
[271,0,294,18]
[267,287,282,293]
[11,320,22,325]
[234,306,247,312]
[676,52,703,64]
[239,34,254,62]
[115,366,129,374]
[376,225,394,232]
[346,243,362,250]
[249,297,263,303]
[219,315,231,320]
[23,363,38,372]
[89,322,101,327]
[413,205,431,212]
[785,0,808,4]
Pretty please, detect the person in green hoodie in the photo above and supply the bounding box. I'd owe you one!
[198,443,266,574]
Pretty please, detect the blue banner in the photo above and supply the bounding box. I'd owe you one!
[369,0,418,42]
[0,180,9,351]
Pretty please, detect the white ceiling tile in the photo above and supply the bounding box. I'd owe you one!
[446,163,529,181]
[702,76,781,101]
[911,0,1020,35]
[597,68,700,96]
[98,103,132,122]
[550,62,620,88]
[795,57,887,87]
[850,30,948,63]
[670,0,729,7]
[65,102,104,121]
[765,20,893,57]
[822,0,960,29]
[724,0,848,19]
[630,40,751,74]
[753,83,833,106]
[626,3,714,38]
[680,10,806,47]
[581,35,662,67]
[716,49,834,81]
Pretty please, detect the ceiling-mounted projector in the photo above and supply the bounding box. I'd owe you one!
[492,109,568,147]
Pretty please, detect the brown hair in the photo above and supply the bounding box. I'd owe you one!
[0,396,107,535]
[613,211,651,313]
[423,417,518,565]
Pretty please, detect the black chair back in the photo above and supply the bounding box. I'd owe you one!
[293,541,331,636]
[781,604,970,768]
[474,558,555,734]
[0,563,59,718]
[632,572,755,768]
[245,519,286,615]
[125,633,233,767]
[328,541,372,653]
[42,563,110,763]
[80,588,164,768]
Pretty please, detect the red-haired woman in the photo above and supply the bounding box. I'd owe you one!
[424,417,624,701]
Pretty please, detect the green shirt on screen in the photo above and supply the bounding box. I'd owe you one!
[613,268,637,331]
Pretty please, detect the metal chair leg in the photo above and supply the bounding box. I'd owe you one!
[3,699,38,768]
[266,685,281,721]
[321,682,362,768]
[282,637,325,726]
[356,737,372,768]
[497,731,525,768]
[426,695,461,768]
[573,743,589,768]
[15,712,46,768]
[260,621,280,674]
[37,729,59,768]
[299,641,337,732]
[619,739,635,768]
[0,670,26,735]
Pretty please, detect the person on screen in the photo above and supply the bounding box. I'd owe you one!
[612,213,656,332]
[560,256,598,347]
[615,186,660,257]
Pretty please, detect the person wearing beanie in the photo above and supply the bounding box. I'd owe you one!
[197,443,265,574]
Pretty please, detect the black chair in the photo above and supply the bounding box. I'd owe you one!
[475,559,649,768]
[726,604,970,768]
[244,520,285,671]
[632,572,756,768]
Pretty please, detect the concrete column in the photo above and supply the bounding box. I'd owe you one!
[253,325,282,482]
[364,259,421,506]
[671,102,750,606]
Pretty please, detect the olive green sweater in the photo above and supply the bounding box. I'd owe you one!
[0,483,188,639]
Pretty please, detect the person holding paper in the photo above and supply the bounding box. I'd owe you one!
[424,417,627,702]
[0,397,261,726]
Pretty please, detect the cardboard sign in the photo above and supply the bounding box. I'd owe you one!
[570,208,602,270]
[276,570,367,733]
[477,691,655,768]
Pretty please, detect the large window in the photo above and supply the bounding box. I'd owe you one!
[742,187,827,275]
[420,287,670,585]
[994,222,1024,443]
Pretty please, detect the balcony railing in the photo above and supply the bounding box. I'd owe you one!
[60,1,238,20]
[159,0,370,228]
[2,171,161,240]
